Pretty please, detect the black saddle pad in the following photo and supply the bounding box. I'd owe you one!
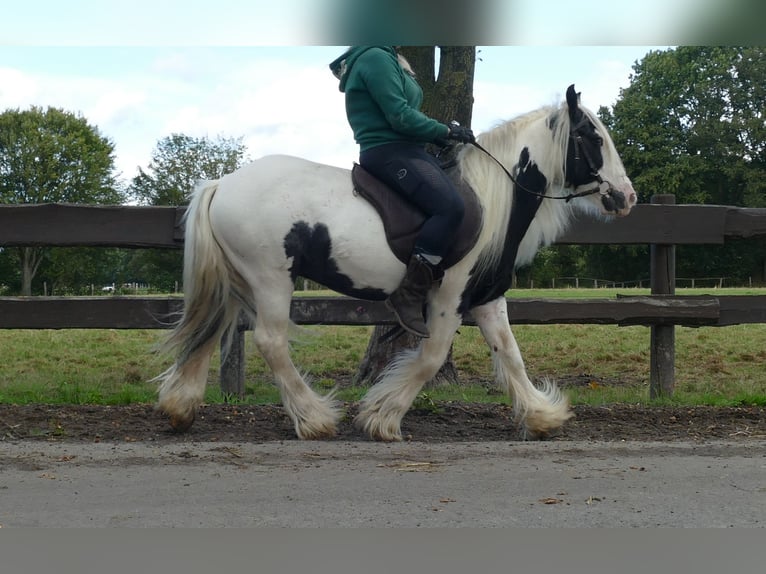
[351,163,483,269]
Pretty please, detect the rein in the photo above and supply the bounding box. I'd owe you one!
[469,139,607,203]
[464,110,621,207]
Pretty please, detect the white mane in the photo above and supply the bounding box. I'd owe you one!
[457,102,618,276]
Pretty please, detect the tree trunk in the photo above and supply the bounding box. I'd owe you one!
[354,328,459,387]
[19,247,44,296]
[399,46,475,127]
[356,46,476,387]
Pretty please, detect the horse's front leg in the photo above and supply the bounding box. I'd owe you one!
[355,296,463,441]
[471,296,573,438]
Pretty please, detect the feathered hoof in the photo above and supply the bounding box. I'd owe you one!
[295,423,337,440]
[293,409,340,440]
[519,408,574,440]
[354,411,403,442]
[168,411,196,433]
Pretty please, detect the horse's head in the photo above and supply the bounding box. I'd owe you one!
[563,84,636,217]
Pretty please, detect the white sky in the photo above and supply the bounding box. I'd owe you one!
[0,1,690,184]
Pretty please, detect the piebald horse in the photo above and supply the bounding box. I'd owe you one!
[155,84,636,441]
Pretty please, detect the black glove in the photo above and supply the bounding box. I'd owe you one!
[447,123,475,144]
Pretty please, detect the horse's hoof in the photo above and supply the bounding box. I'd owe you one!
[169,412,195,433]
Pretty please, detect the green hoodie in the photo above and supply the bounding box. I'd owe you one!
[329,46,449,151]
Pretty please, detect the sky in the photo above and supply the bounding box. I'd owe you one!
[1,0,722,185]
[0,45,666,181]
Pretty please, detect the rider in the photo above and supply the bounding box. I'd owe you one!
[329,46,475,338]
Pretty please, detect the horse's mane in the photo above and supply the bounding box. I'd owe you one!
[457,101,616,276]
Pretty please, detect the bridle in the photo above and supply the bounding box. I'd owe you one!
[466,116,623,210]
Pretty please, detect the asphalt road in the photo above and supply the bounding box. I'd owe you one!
[1,439,764,527]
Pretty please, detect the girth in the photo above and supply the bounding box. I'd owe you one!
[351,163,483,269]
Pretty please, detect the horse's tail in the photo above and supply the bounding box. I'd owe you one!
[158,179,247,370]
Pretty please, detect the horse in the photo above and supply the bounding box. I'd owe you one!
[154,84,637,441]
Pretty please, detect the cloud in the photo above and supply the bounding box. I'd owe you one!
[0,48,361,181]
[1,46,657,186]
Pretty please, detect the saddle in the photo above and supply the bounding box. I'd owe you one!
[351,163,483,269]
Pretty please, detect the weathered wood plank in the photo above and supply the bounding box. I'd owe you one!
[556,204,728,245]
[504,296,720,326]
[716,295,766,326]
[4,203,766,247]
[0,295,732,329]
[0,297,183,329]
[0,204,184,248]
[724,207,766,239]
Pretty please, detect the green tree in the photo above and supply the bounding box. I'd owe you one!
[609,46,766,207]
[131,133,248,206]
[591,47,766,284]
[127,134,249,291]
[0,106,122,295]
[0,247,18,294]
[35,247,126,295]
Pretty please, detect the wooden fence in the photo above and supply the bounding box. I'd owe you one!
[2,195,766,398]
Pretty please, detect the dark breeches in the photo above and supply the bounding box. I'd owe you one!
[360,142,465,259]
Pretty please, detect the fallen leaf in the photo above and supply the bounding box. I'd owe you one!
[379,461,442,472]
[539,497,563,505]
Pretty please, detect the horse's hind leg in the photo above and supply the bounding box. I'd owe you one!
[355,302,463,441]
[472,296,572,438]
[157,332,221,432]
[251,291,342,439]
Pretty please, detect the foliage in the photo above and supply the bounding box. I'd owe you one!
[0,106,122,205]
[37,247,126,295]
[585,47,766,285]
[130,133,249,206]
[607,46,766,207]
[0,106,124,295]
[126,134,250,290]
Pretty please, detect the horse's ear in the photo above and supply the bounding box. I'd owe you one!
[566,84,580,118]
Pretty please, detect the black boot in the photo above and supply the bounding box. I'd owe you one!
[385,254,437,338]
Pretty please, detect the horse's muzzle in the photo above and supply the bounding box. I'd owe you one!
[602,188,636,216]
[601,190,625,213]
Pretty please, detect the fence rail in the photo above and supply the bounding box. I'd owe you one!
[2,197,766,398]
[2,202,766,247]
[2,294,766,330]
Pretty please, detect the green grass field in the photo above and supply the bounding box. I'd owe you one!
[1,288,764,407]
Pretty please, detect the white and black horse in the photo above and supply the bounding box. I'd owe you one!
[155,84,637,441]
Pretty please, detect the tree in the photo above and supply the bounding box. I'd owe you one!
[130,133,248,207]
[34,247,125,295]
[127,134,250,291]
[0,106,122,295]
[603,46,766,283]
[355,46,476,386]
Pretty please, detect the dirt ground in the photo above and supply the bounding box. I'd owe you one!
[1,400,763,443]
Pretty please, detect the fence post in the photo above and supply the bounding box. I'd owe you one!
[650,194,676,398]
[220,328,246,398]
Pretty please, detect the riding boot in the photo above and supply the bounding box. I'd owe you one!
[385,254,438,338]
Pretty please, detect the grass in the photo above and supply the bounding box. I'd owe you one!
[0,288,764,408]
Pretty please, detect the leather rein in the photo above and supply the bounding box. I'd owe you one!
[467,117,620,205]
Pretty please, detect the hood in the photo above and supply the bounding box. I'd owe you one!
[329,46,395,92]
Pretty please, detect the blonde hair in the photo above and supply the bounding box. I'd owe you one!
[397,53,416,77]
